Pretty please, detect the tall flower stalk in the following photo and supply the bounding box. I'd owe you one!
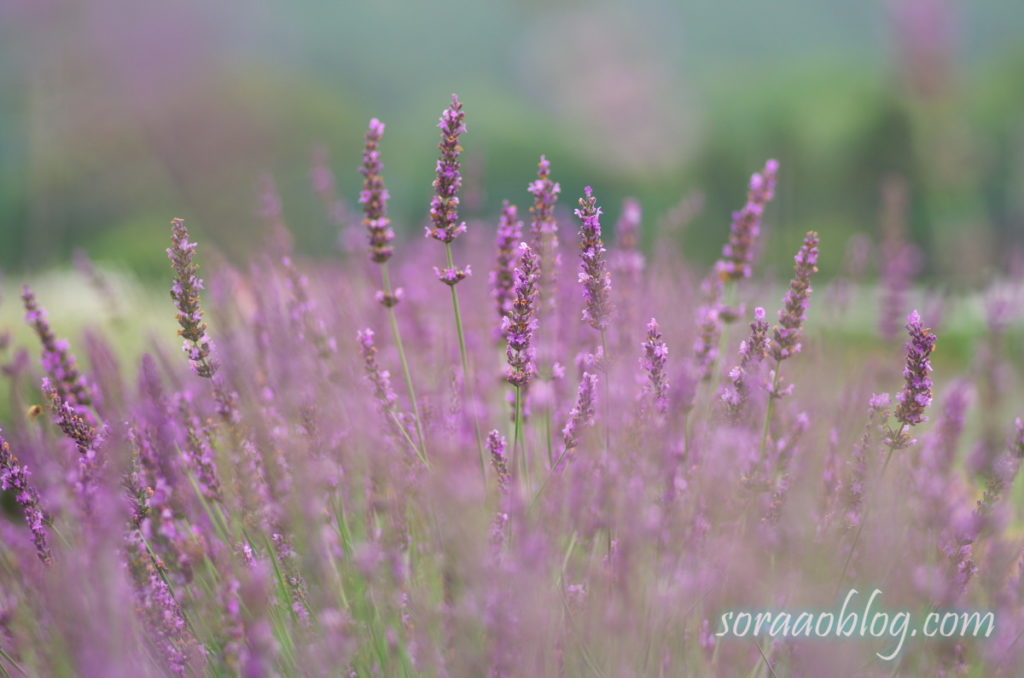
[504,243,540,476]
[168,219,218,380]
[425,94,483,470]
[528,155,561,313]
[359,118,427,459]
[702,160,779,402]
[574,186,613,451]
[0,430,51,563]
[758,231,820,459]
[491,201,523,340]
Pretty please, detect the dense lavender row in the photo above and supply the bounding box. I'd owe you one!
[0,94,1021,677]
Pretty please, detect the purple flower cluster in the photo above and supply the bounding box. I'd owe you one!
[0,91,1021,678]
[167,218,217,379]
[0,430,50,563]
[360,118,396,265]
[426,95,468,246]
[640,318,669,417]
[717,159,779,281]
[528,155,561,307]
[771,231,820,362]
[490,201,523,331]
[22,286,93,410]
[574,186,613,331]
[503,243,540,388]
[895,310,938,427]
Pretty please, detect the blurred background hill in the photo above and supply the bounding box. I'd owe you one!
[1,0,1022,285]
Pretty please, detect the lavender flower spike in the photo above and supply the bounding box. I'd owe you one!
[0,430,51,564]
[558,372,599,467]
[426,95,468,245]
[574,186,613,331]
[22,285,93,410]
[359,118,395,265]
[717,159,779,281]
[895,310,937,427]
[487,430,510,493]
[641,318,669,417]
[770,231,820,362]
[528,155,561,307]
[503,243,540,388]
[167,218,217,378]
[491,201,523,333]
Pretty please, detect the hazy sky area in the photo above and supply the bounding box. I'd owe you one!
[0,0,1021,277]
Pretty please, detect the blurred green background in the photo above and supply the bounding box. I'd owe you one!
[1,0,1022,284]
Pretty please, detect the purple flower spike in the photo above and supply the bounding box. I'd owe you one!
[558,372,598,467]
[167,218,218,379]
[0,430,51,564]
[491,201,523,332]
[895,310,937,427]
[717,159,779,281]
[487,430,510,493]
[360,118,395,265]
[528,155,562,305]
[771,231,820,362]
[44,377,102,511]
[357,329,398,417]
[504,243,540,388]
[22,286,94,411]
[426,94,468,245]
[574,186,613,331]
[614,198,645,278]
[720,307,770,419]
[640,318,669,417]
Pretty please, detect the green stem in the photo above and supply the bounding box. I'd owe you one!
[445,242,486,476]
[513,384,525,485]
[757,359,783,461]
[381,263,428,462]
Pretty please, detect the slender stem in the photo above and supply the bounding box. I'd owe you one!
[445,242,486,476]
[599,330,611,453]
[381,263,428,461]
[835,423,905,593]
[757,358,783,461]
[513,384,525,485]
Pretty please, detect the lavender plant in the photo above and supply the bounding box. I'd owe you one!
[0,97,1020,678]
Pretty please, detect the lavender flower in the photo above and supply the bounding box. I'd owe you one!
[491,201,523,332]
[717,159,779,281]
[558,372,598,467]
[574,186,613,331]
[640,318,669,417]
[359,118,395,265]
[356,329,411,450]
[0,430,51,564]
[528,155,561,308]
[720,307,770,419]
[425,95,468,246]
[167,218,217,379]
[44,377,102,511]
[895,310,937,428]
[176,393,223,503]
[503,243,540,388]
[692,274,724,382]
[770,231,820,362]
[487,430,510,493]
[23,285,93,410]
